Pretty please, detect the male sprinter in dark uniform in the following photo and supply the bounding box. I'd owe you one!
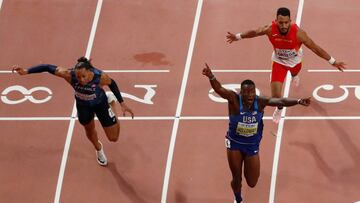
[202,63,310,202]
[12,57,134,166]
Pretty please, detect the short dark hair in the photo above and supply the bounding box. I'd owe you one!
[74,56,94,70]
[277,7,290,17]
[241,79,255,88]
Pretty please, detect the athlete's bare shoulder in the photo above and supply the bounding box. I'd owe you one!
[258,24,272,36]
[55,66,72,82]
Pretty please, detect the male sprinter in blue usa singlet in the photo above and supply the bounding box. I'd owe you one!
[226,95,264,156]
[203,63,310,203]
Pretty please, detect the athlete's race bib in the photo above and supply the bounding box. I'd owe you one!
[75,92,97,101]
[236,122,258,137]
[275,48,298,59]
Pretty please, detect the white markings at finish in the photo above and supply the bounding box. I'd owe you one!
[308,69,360,72]
[269,0,304,202]
[212,69,271,73]
[161,0,203,202]
[1,85,52,104]
[106,85,157,105]
[3,116,360,121]
[0,69,169,74]
[1,84,157,105]
[54,1,103,203]
[103,69,169,73]
[313,85,360,103]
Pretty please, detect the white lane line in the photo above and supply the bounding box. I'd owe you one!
[2,116,360,121]
[161,1,203,202]
[53,102,77,203]
[308,69,360,72]
[0,70,169,74]
[103,69,170,73]
[269,0,304,203]
[5,68,360,74]
[54,0,103,203]
[212,69,271,73]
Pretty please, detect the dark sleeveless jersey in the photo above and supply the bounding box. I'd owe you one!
[70,68,106,106]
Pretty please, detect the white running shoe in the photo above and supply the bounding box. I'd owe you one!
[291,75,300,87]
[96,141,108,166]
[272,108,282,124]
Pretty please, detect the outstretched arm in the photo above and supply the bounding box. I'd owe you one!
[260,96,311,108]
[297,28,346,71]
[12,64,71,83]
[202,63,236,102]
[100,73,134,118]
[226,24,271,43]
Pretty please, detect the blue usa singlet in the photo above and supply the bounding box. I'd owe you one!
[226,95,264,144]
[70,67,106,106]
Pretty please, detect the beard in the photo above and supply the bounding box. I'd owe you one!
[278,27,290,35]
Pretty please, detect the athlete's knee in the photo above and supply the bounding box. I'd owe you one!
[244,172,259,188]
[271,90,282,98]
[231,173,242,191]
[83,121,95,133]
[108,133,119,142]
[107,130,119,142]
[246,177,259,188]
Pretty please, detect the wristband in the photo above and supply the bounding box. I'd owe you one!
[209,75,216,81]
[328,57,336,65]
[297,99,301,104]
[235,33,242,40]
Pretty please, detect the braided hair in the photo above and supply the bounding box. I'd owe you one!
[74,56,94,70]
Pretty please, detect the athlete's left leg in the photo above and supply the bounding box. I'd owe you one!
[96,93,120,142]
[243,153,260,187]
[103,123,120,142]
[227,149,244,203]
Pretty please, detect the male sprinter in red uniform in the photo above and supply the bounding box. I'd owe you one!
[226,7,346,123]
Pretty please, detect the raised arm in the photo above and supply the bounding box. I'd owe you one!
[12,64,71,83]
[297,28,346,71]
[202,63,237,102]
[226,24,271,43]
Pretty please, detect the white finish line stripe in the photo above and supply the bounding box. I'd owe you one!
[161,1,203,202]
[54,1,103,203]
[2,116,360,121]
[212,69,271,73]
[269,0,304,202]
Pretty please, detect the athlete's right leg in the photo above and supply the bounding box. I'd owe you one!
[271,62,287,123]
[243,153,260,187]
[290,62,302,87]
[77,103,101,150]
[227,149,244,203]
[83,120,101,150]
[77,103,107,166]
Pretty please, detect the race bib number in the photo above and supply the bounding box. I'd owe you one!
[225,138,231,148]
[108,107,115,118]
[275,48,297,59]
[236,122,258,137]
